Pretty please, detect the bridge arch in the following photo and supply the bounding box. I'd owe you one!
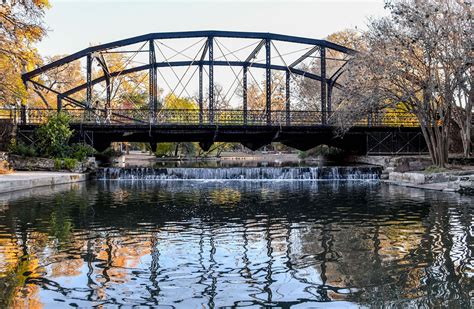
[22,30,355,126]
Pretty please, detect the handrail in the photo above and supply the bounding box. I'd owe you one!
[2,107,421,128]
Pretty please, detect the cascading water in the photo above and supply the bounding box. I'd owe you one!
[97,166,382,180]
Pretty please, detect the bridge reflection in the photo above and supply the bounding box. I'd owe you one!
[0,181,471,307]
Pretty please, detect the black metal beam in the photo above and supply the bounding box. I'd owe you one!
[320,47,326,125]
[199,39,209,124]
[245,39,265,63]
[328,83,333,117]
[22,30,356,81]
[199,64,203,124]
[27,79,84,108]
[208,37,214,124]
[243,65,248,125]
[265,39,271,125]
[57,95,62,112]
[286,70,290,126]
[200,39,209,61]
[149,40,157,123]
[94,54,111,112]
[86,54,92,107]
[289,46,319,68]
[61,60,340,98]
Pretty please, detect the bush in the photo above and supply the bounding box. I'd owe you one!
[155,142,175,157]
[424,165,448,174]
[63,158,78,170]
[10,142,37,157]
[54,158,79,171]
[0,160,12,174]
[36,112,73,158]
[54,158,62,170]
[68,143,96,161]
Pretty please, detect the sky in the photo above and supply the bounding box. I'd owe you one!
[37,0,387,56]
[35,0,388,106]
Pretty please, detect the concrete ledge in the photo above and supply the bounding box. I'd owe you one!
[389,172,426,184]
[0,172,88,194]
[387,171,474,193]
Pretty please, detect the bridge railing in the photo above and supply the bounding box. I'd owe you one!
[3,107,421,127]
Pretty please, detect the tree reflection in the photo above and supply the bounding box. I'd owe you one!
[0,181,471,307]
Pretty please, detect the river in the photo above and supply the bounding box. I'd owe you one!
[0,176,472,307]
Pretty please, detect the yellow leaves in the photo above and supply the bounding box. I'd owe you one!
[33,0,51,9]
[0,55,28,104]
[1,0,50,105]
[164,94,197,110]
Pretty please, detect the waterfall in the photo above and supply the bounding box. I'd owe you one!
[97,166,382,180]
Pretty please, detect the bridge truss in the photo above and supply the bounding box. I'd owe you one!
[18,31,427,154]
[22,30,356,126]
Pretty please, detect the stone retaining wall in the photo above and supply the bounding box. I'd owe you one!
[0,172,88,194]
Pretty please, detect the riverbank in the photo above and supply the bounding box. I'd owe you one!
[0,171,88,194]
[385,170,474,194]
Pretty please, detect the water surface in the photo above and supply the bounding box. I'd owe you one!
[0,181,472,307]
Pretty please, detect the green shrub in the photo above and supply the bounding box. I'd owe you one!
[10,142,37,157]
[155,142,175,157]
[424,165,448,174]
[36,112,73,158]
[68,143,96,161]
[54,158,62,170]
[63,158,78,170]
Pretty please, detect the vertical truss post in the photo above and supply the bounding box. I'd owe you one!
[20,105,26,125]
[149,40,157,124]
[208,37,214,124]
[57,95,62,112]
[327,82,333,117]
[265,38,271,125]
[243,65,248,125]
[320,47,327,125]
[86,54,92,108]
[199,64,203,124]
[286,69,290,126]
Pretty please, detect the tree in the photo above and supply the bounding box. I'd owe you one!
[340,0,472,166]
[35,112,73,158]
[30,55,85,108]
[294,29,365,111]
[238,72,287,111]
[0,0,50,105]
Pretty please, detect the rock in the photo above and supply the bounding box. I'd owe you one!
[7,154,96,173]
[458,179,474,195]
[389,172,426,184]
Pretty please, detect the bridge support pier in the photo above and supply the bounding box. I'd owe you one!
[199,141,213,152]
[149,141,157,153]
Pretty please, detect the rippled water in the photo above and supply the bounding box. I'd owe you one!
[0,181,472,308]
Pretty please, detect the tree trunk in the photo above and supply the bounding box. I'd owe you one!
[174,143,180,157]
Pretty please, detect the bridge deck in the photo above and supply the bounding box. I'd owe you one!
[10,108,427,154]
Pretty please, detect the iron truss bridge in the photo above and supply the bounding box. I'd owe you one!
[18,30,427,154]
[10,107,427,155]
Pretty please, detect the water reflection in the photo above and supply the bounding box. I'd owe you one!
[0,181,472,307]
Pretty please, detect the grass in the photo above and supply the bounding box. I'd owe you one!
[424,165,448,174]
